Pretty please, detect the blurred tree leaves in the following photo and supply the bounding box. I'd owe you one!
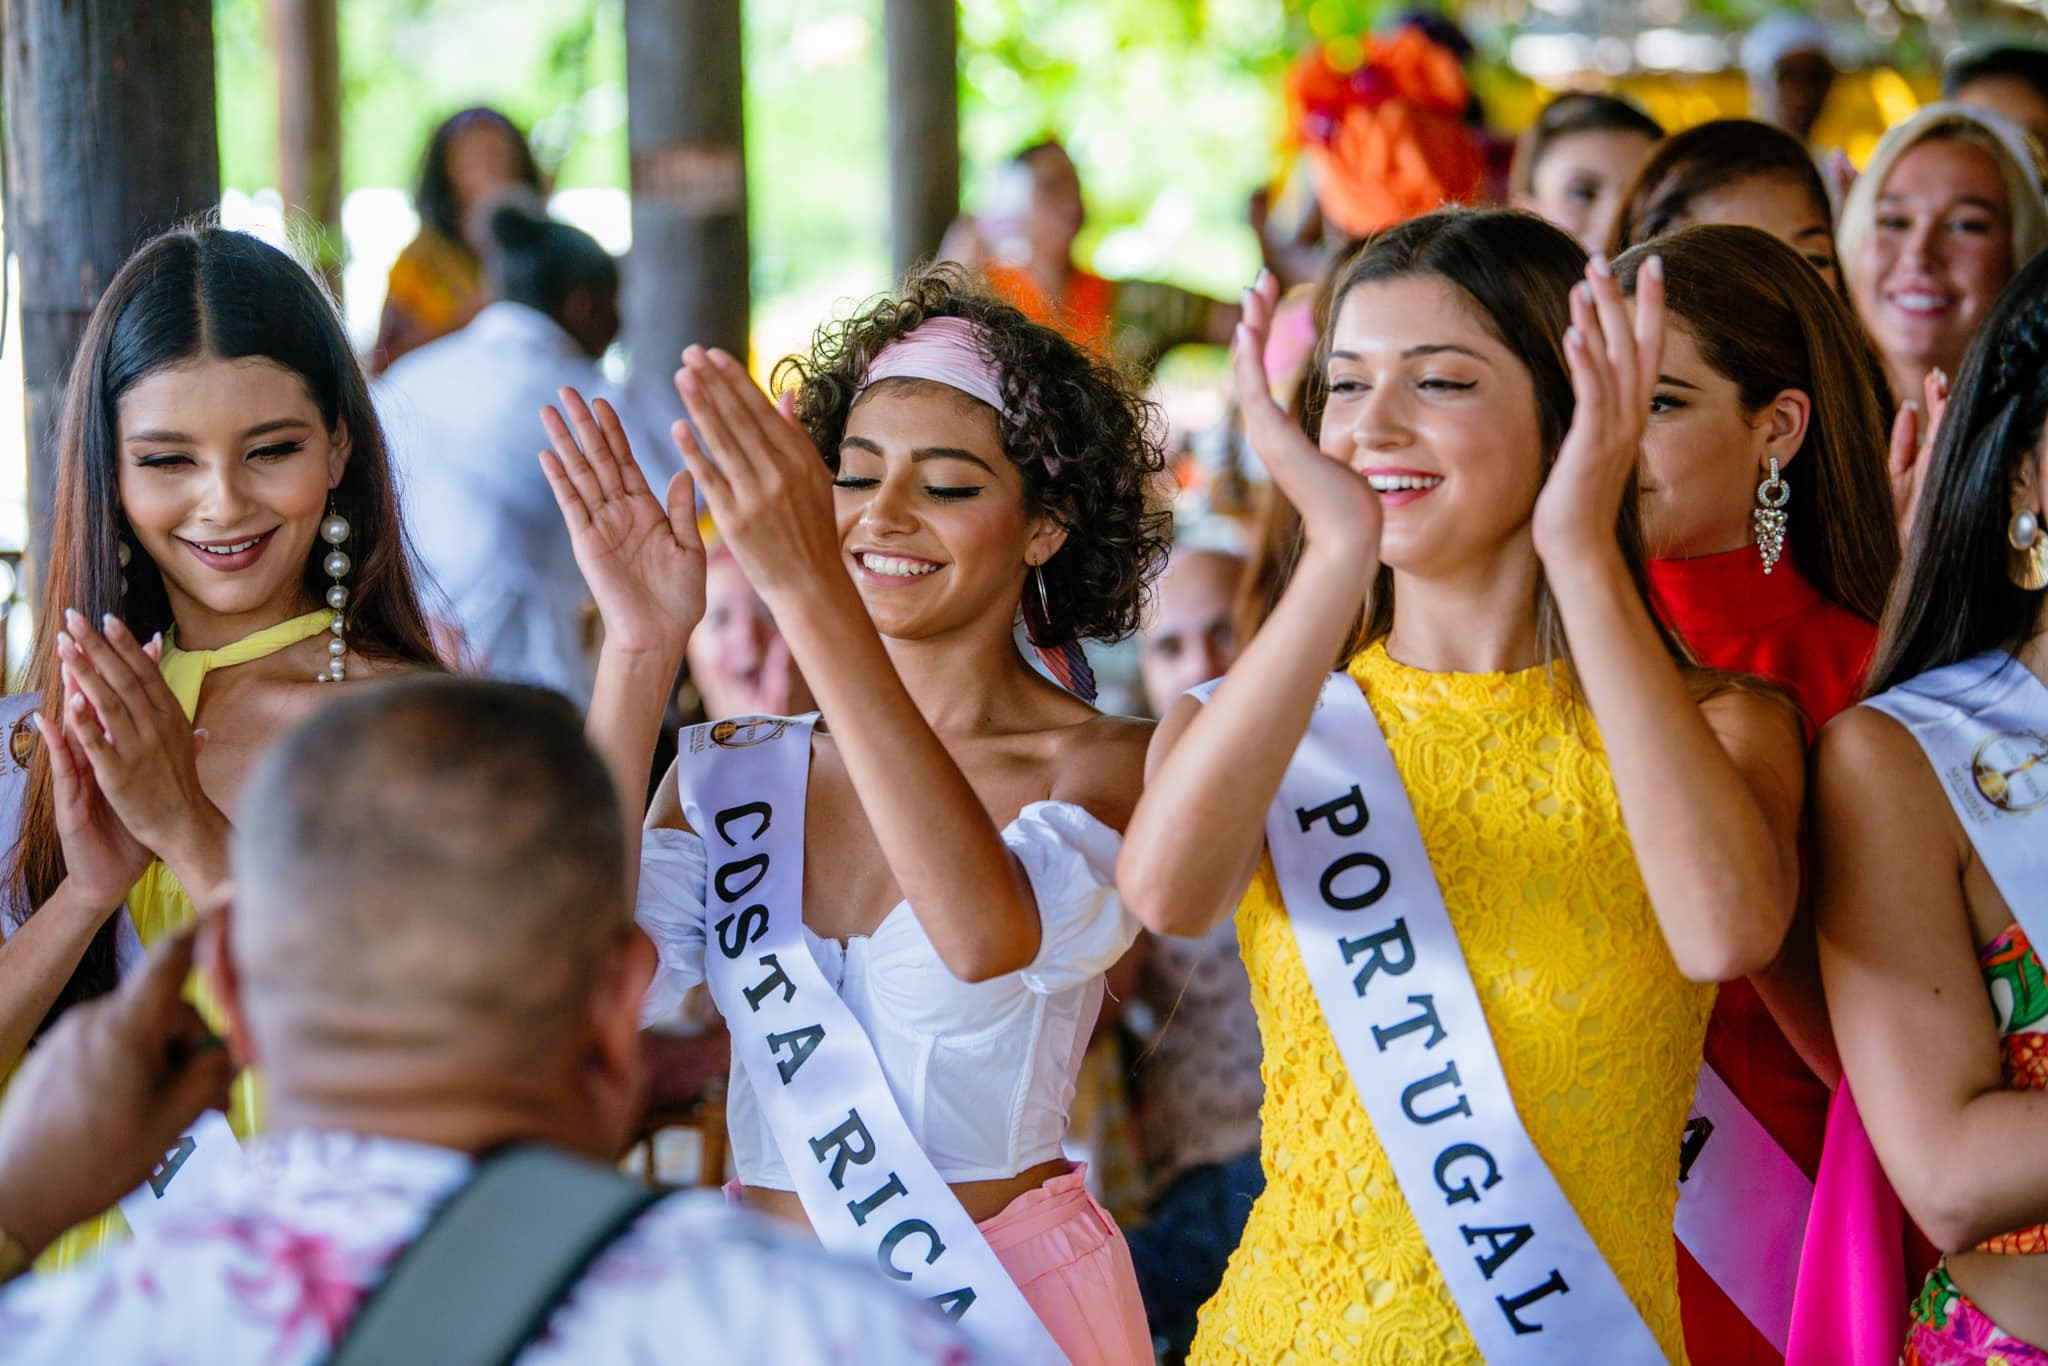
[211,0,1412,308]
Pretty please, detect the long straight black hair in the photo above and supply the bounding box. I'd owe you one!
[8,225,441,1027]
[1867,248,2048,694]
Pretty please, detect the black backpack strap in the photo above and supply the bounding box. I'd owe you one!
[328,1144,664,1366]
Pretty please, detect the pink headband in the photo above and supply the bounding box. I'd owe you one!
[854,317,1060,475]
[855,316,1008,414]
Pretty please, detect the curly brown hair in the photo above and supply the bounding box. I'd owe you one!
[770,264,1171,645]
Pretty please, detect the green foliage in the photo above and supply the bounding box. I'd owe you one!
[212,0,1421,314]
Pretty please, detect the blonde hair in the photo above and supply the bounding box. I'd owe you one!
[1839,103,2048,293]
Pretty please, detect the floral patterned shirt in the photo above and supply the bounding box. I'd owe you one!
[0,1130,990,1364]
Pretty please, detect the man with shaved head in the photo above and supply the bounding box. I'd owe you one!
[0,677,986,1364]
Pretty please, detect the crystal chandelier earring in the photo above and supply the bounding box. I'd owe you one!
[1753,459,1790,575]
[2010,505,2048,592]
[318,499,352,683]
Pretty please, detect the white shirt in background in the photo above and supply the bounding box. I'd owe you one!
[377,301,678,706]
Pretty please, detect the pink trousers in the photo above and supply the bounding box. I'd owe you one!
[728,1167,1152,1364]
[978,1166,1152,1366]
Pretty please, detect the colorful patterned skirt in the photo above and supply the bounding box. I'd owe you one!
[1903,1265,2048,1365]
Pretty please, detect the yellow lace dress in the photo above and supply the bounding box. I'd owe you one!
[1190,643,1713,1365]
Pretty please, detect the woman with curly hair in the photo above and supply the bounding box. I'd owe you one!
[555,266,1168,1364]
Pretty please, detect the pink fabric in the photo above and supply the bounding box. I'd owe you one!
[855,317,1014,428]
[1785,1082,1910,1366]
[979,1166,1151,1366]
[1905,1267,2048,1364]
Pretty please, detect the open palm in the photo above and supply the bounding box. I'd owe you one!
[1234,272,1382,564]
[540,388,705,660]
[1533,257,1664,565]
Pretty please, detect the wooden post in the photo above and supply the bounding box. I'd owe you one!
[623,0,749,426]
[884,0,960,282]
[2,0,221,573]
[270,0,344,294]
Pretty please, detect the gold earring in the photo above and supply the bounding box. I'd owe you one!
[2009,507,2048,591]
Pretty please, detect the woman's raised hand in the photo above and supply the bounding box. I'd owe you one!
[54,614,221,881]
[670,347,841,603]
[1887,365,1949,543]
[1232,271,1382,568]
[540,387,704,661]
[1533,254,1665,573]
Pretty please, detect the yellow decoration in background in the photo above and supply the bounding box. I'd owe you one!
[1496,66,1942,168]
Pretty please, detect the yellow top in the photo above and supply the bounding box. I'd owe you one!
[33,609,334,1271]
[1191,643,1713,1365]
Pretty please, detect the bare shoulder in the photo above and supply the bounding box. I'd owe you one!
[1046,711,1155,831]
[1811,704,1968,926]
[1814,703,1934,802]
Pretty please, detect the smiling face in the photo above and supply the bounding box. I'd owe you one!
[1852,136,2015,389]
[1320,276,1547,582]
[1677,171,1841,291]
[832,379,1065,643]
[115,357,348,649]
[1638,322,1808,559]
[1521,127,1659,252]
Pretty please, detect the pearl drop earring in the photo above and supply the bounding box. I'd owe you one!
[318,501,352,683]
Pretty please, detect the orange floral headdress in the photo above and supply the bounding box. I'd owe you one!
[1287,26,1484,238]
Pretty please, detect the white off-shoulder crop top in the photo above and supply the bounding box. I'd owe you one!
[635,799,1138,1189]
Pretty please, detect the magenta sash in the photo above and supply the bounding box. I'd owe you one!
[1784,1082,1909,1366]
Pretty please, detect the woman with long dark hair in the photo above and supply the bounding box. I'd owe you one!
[1509,91,1663,254]
[1815,248,2048,1364]
[1611,120,1847,292]
[1611,223,1898,1366]
[0,225,439,1266]
[369,107,545,373]
[1117,210,1806,1363]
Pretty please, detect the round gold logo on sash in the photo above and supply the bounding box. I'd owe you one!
[711,717,791,749]
[1971,730,2048,813]
[7,715,37,771]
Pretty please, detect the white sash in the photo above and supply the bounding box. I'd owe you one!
[1214,673,1665,1363]
[679,715,1064,1363]
[1864,650,2048,946]
[1673,1063,1810,1352]
[0,691,238,1221]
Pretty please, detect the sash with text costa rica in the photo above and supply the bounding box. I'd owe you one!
[1864,650,2048,942]
[1217,673,1665,1363]
[678,714,1064,1364]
